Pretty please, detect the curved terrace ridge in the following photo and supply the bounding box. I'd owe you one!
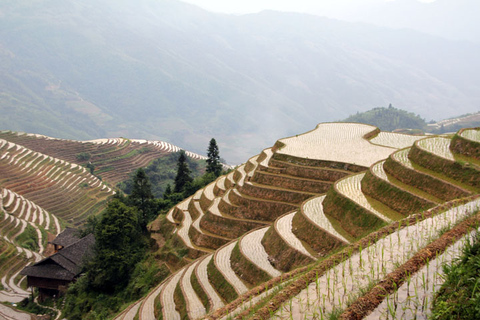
[275,123,399,167]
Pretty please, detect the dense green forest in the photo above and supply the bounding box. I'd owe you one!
[342,105,427,132]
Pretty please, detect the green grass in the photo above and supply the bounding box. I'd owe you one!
[230,241,271,287]
[190,270,210,313]
[431,231,480,320]
[206,256,238,303]
[411,160,480,194]
[16,224,39,251]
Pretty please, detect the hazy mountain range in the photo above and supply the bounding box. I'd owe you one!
[304,0,480,43]
[1,0,479,163]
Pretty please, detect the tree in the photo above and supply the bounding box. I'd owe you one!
[174,150,193,193]
[86,162,95,174]
[206,138,222,177]
[163,183,172,200]
[87,199,146,293]
[130,168,154,230]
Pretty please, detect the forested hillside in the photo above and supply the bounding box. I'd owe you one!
[1,0,480,162]
[343,105,427,132]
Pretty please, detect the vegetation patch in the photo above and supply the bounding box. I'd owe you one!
[15,223,39,251]
[361,169,435,215]
[238,197,478,320]
[270,159,350,181]
[174,282,188,320]
[200,210,264,239]
[430,230,480,320]
[342,105,427,132]
[409,142,480,188]
[384,154,471,201]
[207,256,238,303]
[252,171,332,193]
[261,224,314,272]
[451,130,480,160]
[230,242,271,287]
[340,211,480,320]
[118,151,205,198]
[189,226,229,251]
[191,270,210,313]
[272,152,367,173]
[240,182,313,205]
[323,188,386,239]
[230,193,297,222]
[17,296,57,318]
[292,209,346,255]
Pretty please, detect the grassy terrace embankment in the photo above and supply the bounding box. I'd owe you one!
[361,160,437,215]
[450,128,480,160]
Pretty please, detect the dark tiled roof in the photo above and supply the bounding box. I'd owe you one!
[50,228,81,247]
[21,261,76,281]
[21,234,95,281]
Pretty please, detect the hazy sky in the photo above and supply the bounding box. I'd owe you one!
[180,0,437,16]
[179,0,480,43]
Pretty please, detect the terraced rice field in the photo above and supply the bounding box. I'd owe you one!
[180,261,206,319]
[203,183,216,204]
[276,212,316,260]
[235,164,247,187]
[177,204,194,249]
[215,242,249,295]
[459,128,480,142]
[272,199,480,319]
[302,195,350,244]
[191,202,205,232]
[336,173,392,222]
[0,131,212,189]
[276,123,396,167]
[239,227,282,278]
[137,283,164,320]
[0,304,31,320]
[0,140,114,224]
[366,229,478,320]
[416,137,455,161]
[4,123,479,320]
[260,148,273,167]
[195,255,224,311]
[131,139,207,160]
[2,188,61,235]
[392,148,414,169]
[159,271,184,320]
[370,132,426,149]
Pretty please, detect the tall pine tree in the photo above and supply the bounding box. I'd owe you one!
[206,138,222,177]
[174,150,193,193]
[130,168,154,230]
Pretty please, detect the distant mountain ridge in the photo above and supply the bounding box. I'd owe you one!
[1,0,479,163]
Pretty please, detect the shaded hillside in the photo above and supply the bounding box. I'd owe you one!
[1,0,480,162]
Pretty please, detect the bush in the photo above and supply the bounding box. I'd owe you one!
[431,232,480,320]
[76,152,91,162]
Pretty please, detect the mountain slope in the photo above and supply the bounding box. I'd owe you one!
[1,0,479,163]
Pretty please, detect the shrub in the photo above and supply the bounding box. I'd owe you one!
[76,152,92,162]
[431,232,480,320]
